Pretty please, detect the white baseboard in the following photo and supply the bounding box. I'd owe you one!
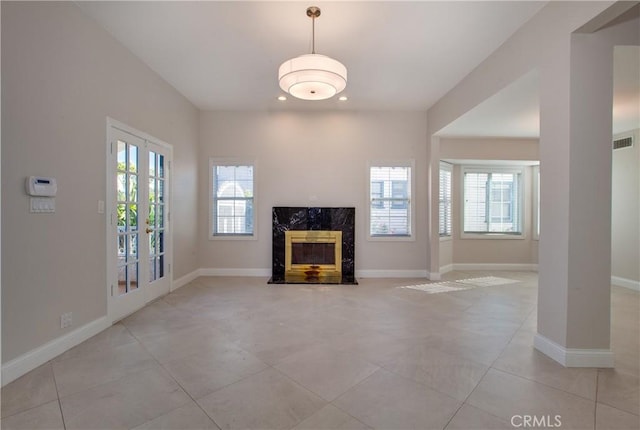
[430,263,537,282]
[355,269,429,278]
[200,268,271,277]
[172,268,202,291]
[193,266,539,281]
[2,316,111,387]
[439,264,454,275]
[534,334,614,368]
[452,263,538,272]
[199,268,430,279]
[611,276,640,292]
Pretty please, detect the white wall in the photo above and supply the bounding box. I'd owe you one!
[198,111,429,276]
[1,2,199,363]
[612,129,640,285]
[439,138,539,161]
[1,1,3,388]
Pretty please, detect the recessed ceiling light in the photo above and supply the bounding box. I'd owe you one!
[338,96,348,101]
[278,95,287,101]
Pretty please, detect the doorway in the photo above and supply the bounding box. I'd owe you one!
[106,119,172,322]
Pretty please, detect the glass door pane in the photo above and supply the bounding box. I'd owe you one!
[116,140,139,295]
[147,151,166,283]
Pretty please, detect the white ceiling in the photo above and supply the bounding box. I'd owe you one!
[437,69,540,138]
[76,1,545,112]
[438,45,640,137]
[76,1,638,138]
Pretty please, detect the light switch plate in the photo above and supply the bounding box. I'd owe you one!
[30,197,55,213]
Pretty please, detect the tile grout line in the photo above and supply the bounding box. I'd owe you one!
[49,362,68,430]
[182,359,275,415]
[123,315,320,430]
[593,369,599,430]
[449,299,532,426]
[442,405,465,429]
[342,276,537,429]
[327,368,389,430]
[596,399,640,418]
[490,362,600,401]
[443,301,541,428]
[57,323,195,429]
[121,321,228,429]
[486,306,607,405]
[324,402,374,430]
[591,370,640,425]
[0,365,68,426]
[268,366,333,426]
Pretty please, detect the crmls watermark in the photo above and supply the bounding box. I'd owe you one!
[511,415,562,428]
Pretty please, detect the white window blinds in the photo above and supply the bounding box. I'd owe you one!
[439,163,452,236]
[212,163,254,235]
[369,165,411,236]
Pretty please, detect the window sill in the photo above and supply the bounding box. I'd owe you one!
[460,233,525,240]
[368,234,415,242]
[209,234,257,241]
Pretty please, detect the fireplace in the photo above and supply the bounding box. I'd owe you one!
[269,207,356,284]
[285,230,342,282]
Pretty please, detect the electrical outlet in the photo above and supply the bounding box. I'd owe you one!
[61,312,73,329]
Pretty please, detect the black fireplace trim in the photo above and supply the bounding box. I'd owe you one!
[268,207,357,285]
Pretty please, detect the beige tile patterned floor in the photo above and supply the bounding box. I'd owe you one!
[1,271,639,430]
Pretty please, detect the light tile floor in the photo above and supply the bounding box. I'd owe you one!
[2,271,639,430]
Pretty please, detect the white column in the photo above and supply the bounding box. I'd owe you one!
[428,136,441,280]
[535,15,639,366]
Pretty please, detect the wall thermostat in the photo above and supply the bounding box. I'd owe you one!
[26,176,57,197]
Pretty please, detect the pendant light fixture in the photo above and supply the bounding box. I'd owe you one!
[278,6,347,101]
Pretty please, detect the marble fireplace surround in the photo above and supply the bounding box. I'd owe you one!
[269,207,357,284]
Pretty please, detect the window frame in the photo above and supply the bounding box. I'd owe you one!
[209,158,257,241]
[367,160,415,242]
[460,165,525,240]
[439,162,453,239]
[533,165,540,240]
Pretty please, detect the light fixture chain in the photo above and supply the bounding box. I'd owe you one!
[311,12,316,54]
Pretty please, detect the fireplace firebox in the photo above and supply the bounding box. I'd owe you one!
[269,207,356,284]
[285,230,342,282]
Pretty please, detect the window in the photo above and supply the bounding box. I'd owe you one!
[210,159,255,238]
[462,166,523,236]
[369,163,413,238]
[439,162,452,237]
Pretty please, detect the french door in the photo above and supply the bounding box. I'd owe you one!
[107,121,172,322]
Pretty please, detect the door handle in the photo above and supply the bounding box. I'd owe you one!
[145,228,153,234]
